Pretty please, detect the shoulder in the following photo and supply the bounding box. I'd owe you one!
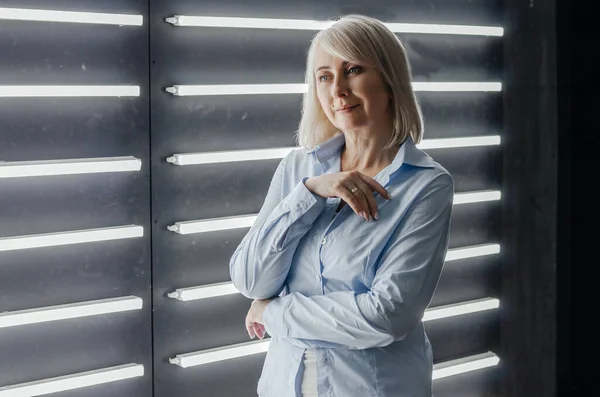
[283,147,315,165]
[429,161,454,190]
[404,160,454,195]
[278,147,319,175]
[272,148,321,194]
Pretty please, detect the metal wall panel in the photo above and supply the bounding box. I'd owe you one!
[0,2,152,396]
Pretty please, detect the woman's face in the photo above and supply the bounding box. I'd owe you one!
[314,46,392,135]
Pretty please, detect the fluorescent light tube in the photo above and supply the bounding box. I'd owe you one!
[167,148,295,166]
[445,243,500,261]
[0,156,141,178]
[433,351,500,380]
[166,136,500,166]
[170,340,270,368]
[417,135,501,150]
[0,86,140,97]
[164,15,503,36]
[169,280,499,323]
[168,282,240,301]
[0,296,143,328]
[167,215,257,235]
[453,190,501,205]
[423,298,499,321]
[411,82,501,92]
[165,82,501,96]
[0,364,144,396]
[0,7,143,26]
[166,84,306,96]
[170,339,499,376]
[0,225,144,252]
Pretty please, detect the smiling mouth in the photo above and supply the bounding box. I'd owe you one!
[337,105,359,112]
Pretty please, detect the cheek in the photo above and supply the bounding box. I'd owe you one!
[317,92,333,116]
[366,91,391,113]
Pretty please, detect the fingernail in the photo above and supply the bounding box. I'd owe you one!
[387,192,392,199]
[374,212,379,220]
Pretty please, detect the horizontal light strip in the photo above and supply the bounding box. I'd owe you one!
[170,253,499,301]
[0,7,143,26]
[166,84,305,96]
[171,339,499,376]
[0,86,140,98]
[170,283,498,320]
[412,82,502,92]
[166,136,500,166]
[0,363,144,396]
[0,296,143,329]
[0,225,143,252]
[0,156,141,178]
[167,147,295,165]
[166,82,501,96]
[432,351,500,380]
[445,243,500,261]
[170,339,271,368]
[165,15,503,36]
[417,135,501,150]
[168,215,257,235]
[169,208,502,236]
[422,297,499,321]
[453,190,501,205]
[168,282,239,301]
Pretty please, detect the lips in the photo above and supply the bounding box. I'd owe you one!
[336,104,359,111]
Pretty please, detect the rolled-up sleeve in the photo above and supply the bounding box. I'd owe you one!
[263,173,454,349]
[229,153,326,300]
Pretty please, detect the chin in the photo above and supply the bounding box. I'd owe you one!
[337,121,366,132]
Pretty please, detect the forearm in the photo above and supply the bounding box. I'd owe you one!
[230,179,326,299]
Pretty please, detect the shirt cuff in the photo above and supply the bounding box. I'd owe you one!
[263,295,292,338]
[281,177,326,222]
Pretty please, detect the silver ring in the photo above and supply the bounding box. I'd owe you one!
[350,187,359,194]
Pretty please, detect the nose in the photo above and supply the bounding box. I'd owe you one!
[332,75,349,98]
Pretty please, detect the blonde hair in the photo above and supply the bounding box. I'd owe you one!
[296,14,424,150]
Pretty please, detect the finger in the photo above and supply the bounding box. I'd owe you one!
[352,177,379,220]
[343,180,370,221]
[253,323,265,339]
[246,318,256,339]
[335,183,366,220]
[357,173,391,199]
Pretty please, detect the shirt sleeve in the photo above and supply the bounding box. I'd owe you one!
[229,152,327,300]
[262,173,454,350]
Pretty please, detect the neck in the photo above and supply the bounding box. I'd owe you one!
[341,130,400,174]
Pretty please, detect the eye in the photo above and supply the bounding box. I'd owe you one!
[347,65,362,74]
[318,74,330,82]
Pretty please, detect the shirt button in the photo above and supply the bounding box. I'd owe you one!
[321,237,327,245]
[316,275,322,282]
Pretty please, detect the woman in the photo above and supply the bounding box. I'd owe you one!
[229,14,454,397]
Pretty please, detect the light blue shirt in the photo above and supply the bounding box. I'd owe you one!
[230,133,454,397]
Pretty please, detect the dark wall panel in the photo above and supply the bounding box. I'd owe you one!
[0,1,152,396]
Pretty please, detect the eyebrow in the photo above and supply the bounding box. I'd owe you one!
[315,61,349,73]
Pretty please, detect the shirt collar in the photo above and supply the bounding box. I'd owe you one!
[308,133,435,180]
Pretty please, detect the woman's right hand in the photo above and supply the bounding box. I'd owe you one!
[304,171,391,221]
